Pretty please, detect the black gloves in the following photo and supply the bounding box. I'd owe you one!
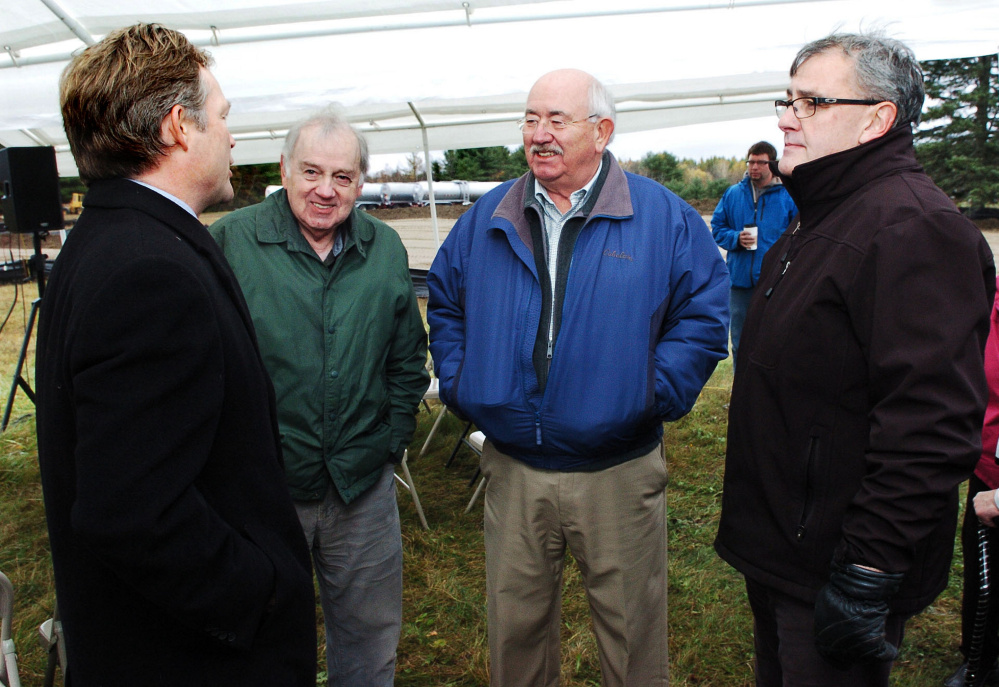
[813,560,904,667]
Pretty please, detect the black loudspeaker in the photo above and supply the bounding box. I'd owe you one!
[0,147,64,234]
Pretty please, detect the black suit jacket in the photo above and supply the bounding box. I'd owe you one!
[35,179,316,685]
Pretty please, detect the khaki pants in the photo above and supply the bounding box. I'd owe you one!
[481,442,669,686]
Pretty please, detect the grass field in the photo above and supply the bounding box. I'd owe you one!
[0,279,969,686]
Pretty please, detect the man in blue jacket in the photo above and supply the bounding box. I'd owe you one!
[711,141,797,369]
[427,68,729,686]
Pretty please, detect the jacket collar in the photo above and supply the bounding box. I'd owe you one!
[492,150,634,254]
[253,188,373,259]
[741,174,784,194]
[83,177,259,338]
[84,178,214,252]
[776,125,922,227]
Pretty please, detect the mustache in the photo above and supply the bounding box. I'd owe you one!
[531,143,563,156]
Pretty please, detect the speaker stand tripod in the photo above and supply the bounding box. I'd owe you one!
[1,230,47,432]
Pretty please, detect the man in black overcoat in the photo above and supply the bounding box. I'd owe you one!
[34,23,316,685]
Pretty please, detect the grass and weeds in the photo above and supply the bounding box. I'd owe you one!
[0,285,968,685]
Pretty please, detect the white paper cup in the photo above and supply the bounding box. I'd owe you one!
[745,225,758,250]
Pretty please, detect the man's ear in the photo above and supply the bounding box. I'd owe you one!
[594,117,614,153]
[160,104,190,152]
[859,101,898,144]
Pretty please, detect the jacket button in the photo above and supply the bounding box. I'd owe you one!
[328,411,337,420]
[330,370,339,378]
[328,325,335,334]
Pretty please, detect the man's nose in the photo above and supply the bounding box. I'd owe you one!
[315,176,336,196]
[532,124,555,143]
[777,107,799,131]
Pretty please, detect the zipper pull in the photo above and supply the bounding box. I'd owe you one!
[547,339,553,360]
[535,413,542,446]
[765,261,791,298]
[764,222,800,298]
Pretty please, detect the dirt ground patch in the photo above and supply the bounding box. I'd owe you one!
[363,204,471,221]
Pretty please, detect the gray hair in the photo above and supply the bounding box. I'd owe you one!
[588,76,617,143]
[282,106,370,181]
[791,31,925,129]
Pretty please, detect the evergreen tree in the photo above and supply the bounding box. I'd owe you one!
[915,54,999,212]
[637,151,684,187]
[437,146,527,181]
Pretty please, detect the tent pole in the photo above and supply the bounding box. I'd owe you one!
[408,102,440,251]
[38,0,96,45]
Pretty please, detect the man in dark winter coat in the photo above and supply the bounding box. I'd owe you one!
[715,31,995,686]
[35,23,316,685]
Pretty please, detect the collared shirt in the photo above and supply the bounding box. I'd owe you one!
[534,161,603,301]
[283,216,350,268]
[129,179,198,218]
[323,222,348,267]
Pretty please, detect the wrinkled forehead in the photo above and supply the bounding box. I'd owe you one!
[290,124,361,167]
[525,72,590,116]
[787,49,858,98]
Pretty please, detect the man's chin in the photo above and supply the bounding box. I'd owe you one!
[529,164,560,181]
[216,185,235,206]
[200,183,235,214]
[777,157,799,176]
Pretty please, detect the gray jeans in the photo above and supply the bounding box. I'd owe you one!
[295,463,402,686]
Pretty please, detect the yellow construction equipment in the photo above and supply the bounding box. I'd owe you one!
[67,193,83,215]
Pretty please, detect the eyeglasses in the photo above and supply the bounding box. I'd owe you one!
[775,96,882,119]
[746,160,771,166]
[518,114,599,133]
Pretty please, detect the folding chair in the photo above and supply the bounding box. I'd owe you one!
[418,377,448,459]
[464,431,488,514]
[418,379,483,470]
[443,419,476,468]
[420,376,437,415]
[0,572,21,687]
[394,449,429,530]
[37,602,65,687]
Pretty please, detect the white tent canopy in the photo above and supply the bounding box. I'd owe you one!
[2,0,998,178]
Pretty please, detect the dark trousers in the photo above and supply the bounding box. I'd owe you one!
[745,578,909,687]
[960,474,999,667]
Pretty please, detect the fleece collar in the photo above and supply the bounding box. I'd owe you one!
[492,150,634,254]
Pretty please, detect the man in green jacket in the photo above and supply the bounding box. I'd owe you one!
[210,107,429,686]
